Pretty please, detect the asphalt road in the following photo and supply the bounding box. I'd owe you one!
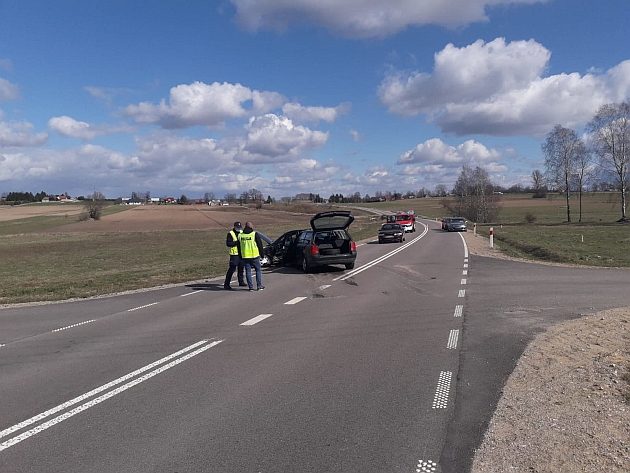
[2,220,630,473]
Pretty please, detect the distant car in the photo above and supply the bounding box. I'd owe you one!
[442,217,467,232]
[378,223,405,243]
[263,211,357,273]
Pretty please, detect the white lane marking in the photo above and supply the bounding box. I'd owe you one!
[462,270,468,276]
[463,263,468,268]
[127,302,159,312]
[458,289,466,298]
[240,314,273,326]
[0,344,5,348]
[318,285,331,291]
[454,305,463,318]
[447,329,459,349]
[0,340,222,447]
[417,459,438,472]
[333,223,429,282]
[285,297,307,305]
[180,290,203,297]
[461,279,467,285]
[432,371,452,409]
[458,232,469,259]
[51,319,96,333]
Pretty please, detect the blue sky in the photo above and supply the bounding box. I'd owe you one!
[1,0,629,199]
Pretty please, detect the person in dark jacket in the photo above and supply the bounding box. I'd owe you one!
[223,221,246,290]
[237,221,268,291]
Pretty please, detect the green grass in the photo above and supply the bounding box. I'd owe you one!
[0,215,383,304]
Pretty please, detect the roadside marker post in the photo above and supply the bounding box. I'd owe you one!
[473,223,477,235]
[489,227,494,248]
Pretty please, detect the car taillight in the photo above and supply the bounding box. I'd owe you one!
[350,241,357,252]
[310,244,319,256]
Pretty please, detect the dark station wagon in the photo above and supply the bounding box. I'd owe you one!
[264,211,357,273]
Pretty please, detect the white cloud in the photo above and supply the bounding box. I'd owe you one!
[124,81,286,129]
[0,120,48,147]
[236,114,328,163]
[396,138,506,185]
[232,0,546,38]
[49,116,98,140]
[350,129,361,142]
[48,116,132,140]
[379,38,630,136]
[282,102,349,123]
[0,77,19,101]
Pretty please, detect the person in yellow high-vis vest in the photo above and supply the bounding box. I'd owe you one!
[237,221,266,291]
[223,221,246,290]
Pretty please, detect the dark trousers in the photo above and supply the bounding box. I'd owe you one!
[242,257,263,289]
[224,255,244,287]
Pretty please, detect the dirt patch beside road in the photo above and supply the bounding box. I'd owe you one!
[462,231,630,472]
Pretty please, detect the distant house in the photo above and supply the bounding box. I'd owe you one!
[150,197,160,204]
[163,197,177,204]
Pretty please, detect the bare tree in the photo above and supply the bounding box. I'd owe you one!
[452,165,500,223]
[542,125,584,222]
[84,191,106,220]
[531,169,547,198]
[574,142,593,222]
[587,101,630,221]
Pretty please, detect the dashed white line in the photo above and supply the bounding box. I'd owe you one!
[454,305,463,318]
[458,289,466,298]
[462,270,468,276]
[285,296,307,305]
[0,339,221,448]
[463,263,469,268]
[127,302,159,312]
[432,371,452,409]
[51,319,96,333]
[180,290,203,297]
[461,278,467,285]
[447,329,459,349]
[318,285,331,291]
[240,314,273,326]
[417,459,438,472]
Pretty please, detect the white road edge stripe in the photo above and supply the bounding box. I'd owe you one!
[318,285,331,290]
[240,314,273,326]
[285,297,307,305]
[180,290,203,297]
[447,329,459,349]
[333,222,429,282]
[458,232,469,259]
[127,302,159,312]
[458,289,466,298]
[454,305,463,318]
[0,339,212,441]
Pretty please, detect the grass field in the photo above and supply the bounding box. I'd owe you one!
[1,194,628,304]
[0,203,381,304]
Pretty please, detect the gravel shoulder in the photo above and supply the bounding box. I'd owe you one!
[463,231,630,472]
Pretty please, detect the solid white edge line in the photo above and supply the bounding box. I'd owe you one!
[0,340,223,452]
[285,297,307,305]
[0,339,212,440]
[333,222,429,281]
[458,232,469,259]
[240,314,273,326]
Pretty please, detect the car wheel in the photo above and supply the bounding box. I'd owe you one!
[301,257,310,273]
[345,262,355,270]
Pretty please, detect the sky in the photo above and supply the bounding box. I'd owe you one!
[0,0,629,199]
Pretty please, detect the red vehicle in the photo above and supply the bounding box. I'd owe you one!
[386,210,416,233]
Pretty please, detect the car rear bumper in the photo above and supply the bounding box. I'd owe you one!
[310,253,356,267]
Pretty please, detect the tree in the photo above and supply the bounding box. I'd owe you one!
[452,165,500,223]
[434,184,447,197]
[531,169,547,198]
[587,101,630,221]
[178,194,188,204]
[542,125,584,222]
[85,191,106,219]
[574,142,593,222]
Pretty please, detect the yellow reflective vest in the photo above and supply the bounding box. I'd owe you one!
[228,230,239,256]
[238,231,260,258]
